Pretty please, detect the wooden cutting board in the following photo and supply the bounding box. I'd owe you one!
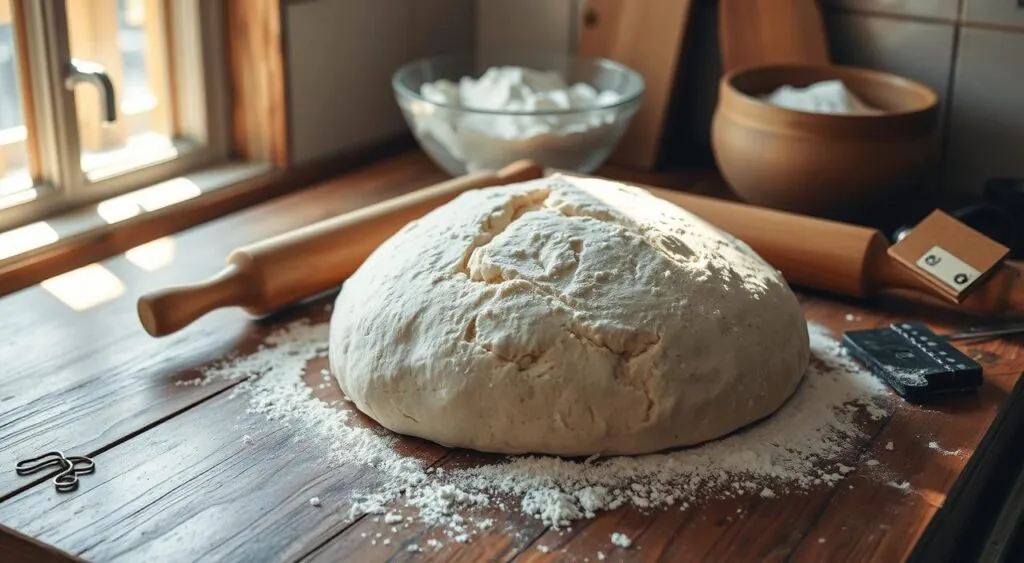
[577,0,695,171]
[719,0,830,73]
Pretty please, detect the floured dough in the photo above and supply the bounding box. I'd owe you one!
[329,174,810,456]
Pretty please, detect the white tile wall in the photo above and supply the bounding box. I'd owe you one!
[944,27,1024,193]
[962,0,1024,29]
[825,11,955,145]
[822,0,959,20]
[825,13,956,100]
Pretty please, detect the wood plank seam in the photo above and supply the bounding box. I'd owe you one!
[295,450,463,561]
[296,514,371,561]
[782,414,898,563]
[513,529,555,559]
[782,314,903,563]
[74,427,295,560]
[0,378,247,505]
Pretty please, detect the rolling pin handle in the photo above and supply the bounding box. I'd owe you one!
[137,263,254,337]
[136,160,544,337]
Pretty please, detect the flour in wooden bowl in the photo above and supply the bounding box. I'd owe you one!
[190,318,890,543]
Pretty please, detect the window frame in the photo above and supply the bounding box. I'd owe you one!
[0,0,289,295]
[0,0,231,232]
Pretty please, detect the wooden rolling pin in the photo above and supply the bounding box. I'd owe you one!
[140,165,1024,337]
[137,161,544,337]
[642,184,1024,316]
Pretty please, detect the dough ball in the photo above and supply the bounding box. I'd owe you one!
[329,175,809,456]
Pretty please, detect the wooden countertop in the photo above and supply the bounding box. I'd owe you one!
[1,152,1022,563]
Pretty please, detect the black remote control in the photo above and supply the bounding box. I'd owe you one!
[842,322,983,402]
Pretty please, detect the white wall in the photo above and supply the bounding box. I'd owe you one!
[286,0,476,166]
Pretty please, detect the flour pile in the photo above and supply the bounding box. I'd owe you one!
[760,79,882,115]
[193,318,890,540]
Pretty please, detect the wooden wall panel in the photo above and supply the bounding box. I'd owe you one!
[227,0,288,167]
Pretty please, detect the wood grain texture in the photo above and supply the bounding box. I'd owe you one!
[718,0,830,74]
[1,152,1023,562]
[0,306,447,562]
[577,0,694,170]
[305,450,550,562]
[0,153,449,501]
[0,523,82,563]
[10,0,41,179]
[227,0,288,167]
[4,294,1019,562]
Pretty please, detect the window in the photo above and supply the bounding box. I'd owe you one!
[0,0,229,232]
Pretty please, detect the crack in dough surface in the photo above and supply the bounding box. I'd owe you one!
[329,175,810,456]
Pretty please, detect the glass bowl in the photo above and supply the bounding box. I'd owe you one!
[392,51,644,176]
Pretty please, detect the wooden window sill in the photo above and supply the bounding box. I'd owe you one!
[0,161,275,296]
[0,134,422,297]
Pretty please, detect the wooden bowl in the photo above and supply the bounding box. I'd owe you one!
[711,64,940,220]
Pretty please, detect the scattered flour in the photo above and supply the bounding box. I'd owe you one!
[193,319,892,542]
[611,532,633,548]
[308,497,322,507]
[866,459,880,467]
[887,481,912,494]
[537,545,551,553]
[928,441,962,457]
[760,80,882,115]
[475,518,495,529]
[885,441,895,451]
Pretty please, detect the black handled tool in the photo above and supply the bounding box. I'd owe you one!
[842,322,1024,403]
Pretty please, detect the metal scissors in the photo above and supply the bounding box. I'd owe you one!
[15,451,95,493]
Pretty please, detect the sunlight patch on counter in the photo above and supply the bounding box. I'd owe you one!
[41,264,126,311]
